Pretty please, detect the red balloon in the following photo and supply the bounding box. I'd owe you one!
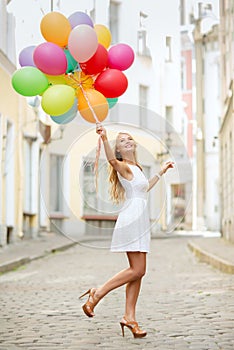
[80,44,108,75]
[94,68,128,98]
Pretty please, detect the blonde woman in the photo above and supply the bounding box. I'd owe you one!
[79,125,174,338]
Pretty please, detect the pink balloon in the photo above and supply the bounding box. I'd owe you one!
[33,42,67,75]
[68,24,98,63]
[108,43,135,71]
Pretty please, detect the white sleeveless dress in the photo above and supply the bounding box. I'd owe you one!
[110,164,151,253]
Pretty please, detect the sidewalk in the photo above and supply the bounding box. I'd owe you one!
[0,231,234,274]
[0,232,77,274]
[188,236,234,274]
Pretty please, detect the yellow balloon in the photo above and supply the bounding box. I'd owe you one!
[41,85,75,116]
[65,71,93,92]
[46,74,67,85]
[94,24,112,49]
[78,88,108,123]
[41,12,71,47]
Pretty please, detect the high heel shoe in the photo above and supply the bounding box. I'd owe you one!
[120,317,147,338]
[79,288,97,318]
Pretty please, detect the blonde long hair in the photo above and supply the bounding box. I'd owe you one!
[108,133,140,204]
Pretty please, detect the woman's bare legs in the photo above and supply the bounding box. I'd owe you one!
[124,279,142,321]
[92,252,146,313]
[124,252,146,321]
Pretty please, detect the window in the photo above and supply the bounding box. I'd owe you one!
[198,2,213,17]
[23,137,39,214]
[165,36,172,62]
[83,159,97,215]
[90,5,96,23]
[24,139,33,213]
[171,184,186,222]
[165,106,173,127]
[139,84,148,108]
[137,11,150,56]
[180,0,185,25]
[82,157,120,215]
[50,154,64,213]
[109,1,119,44]
[82,158,151,221]
[181,57,187,90]
[139,84,148,127]
[137,30,149,56]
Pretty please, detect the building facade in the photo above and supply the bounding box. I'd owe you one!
[5,0,193,242]
[39,0,192,238]
[181,0,221,232]
[219,0,234,242]
[0,0,43,245]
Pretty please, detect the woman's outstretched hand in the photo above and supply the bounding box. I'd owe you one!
[162,161,175,174]
[96,123,107,140]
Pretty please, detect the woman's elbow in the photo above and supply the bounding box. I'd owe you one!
[108,158,117,167]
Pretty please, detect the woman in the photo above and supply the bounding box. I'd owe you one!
[79,125,174,338]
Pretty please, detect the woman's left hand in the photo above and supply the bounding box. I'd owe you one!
[162,161,175,174]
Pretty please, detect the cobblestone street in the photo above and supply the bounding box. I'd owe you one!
[0,237,233,350]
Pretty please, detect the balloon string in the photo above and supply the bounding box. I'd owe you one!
[79,84,101,192]
[79,85,99,123]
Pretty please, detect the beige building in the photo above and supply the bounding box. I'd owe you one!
[219,0,234,242]
[0,0,57,245]
[192,1,221,232]
[0,0,41,245]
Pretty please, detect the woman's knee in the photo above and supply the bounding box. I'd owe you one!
[132,268,146,279]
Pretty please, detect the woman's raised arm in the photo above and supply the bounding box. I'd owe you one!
[147,161,174,191]
[96,124,124,173]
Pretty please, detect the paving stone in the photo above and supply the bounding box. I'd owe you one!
[0,238,234,349]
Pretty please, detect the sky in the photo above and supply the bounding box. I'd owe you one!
[7,0,95,60]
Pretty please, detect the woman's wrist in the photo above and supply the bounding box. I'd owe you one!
[155,170,165,179]
[101,135,108,142]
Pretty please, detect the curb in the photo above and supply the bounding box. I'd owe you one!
[0,257,31,273]
[0,242,77,274]
[188,241,234,274]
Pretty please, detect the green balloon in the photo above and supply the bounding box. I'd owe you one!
[12,67,49,96]
[64,49,78,73]
[107,97,118,109]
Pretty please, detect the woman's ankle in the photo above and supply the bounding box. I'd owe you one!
[93,288,102,302]
[123,314,136,322]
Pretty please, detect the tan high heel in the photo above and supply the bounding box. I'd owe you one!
[79,288,97,317]
[120,317,147,338]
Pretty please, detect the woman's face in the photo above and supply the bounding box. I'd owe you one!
[116,133,136,156]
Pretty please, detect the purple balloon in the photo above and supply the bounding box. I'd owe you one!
[68,11,93,29]
[19,46,36,67]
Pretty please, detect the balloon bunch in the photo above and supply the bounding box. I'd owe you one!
[12,11,135,125]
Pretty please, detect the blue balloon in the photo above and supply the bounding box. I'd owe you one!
[50,98,78,124]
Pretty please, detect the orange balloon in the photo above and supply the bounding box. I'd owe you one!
[94,24,112,49]
[78,88,109,123]
[41,12,71,47]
